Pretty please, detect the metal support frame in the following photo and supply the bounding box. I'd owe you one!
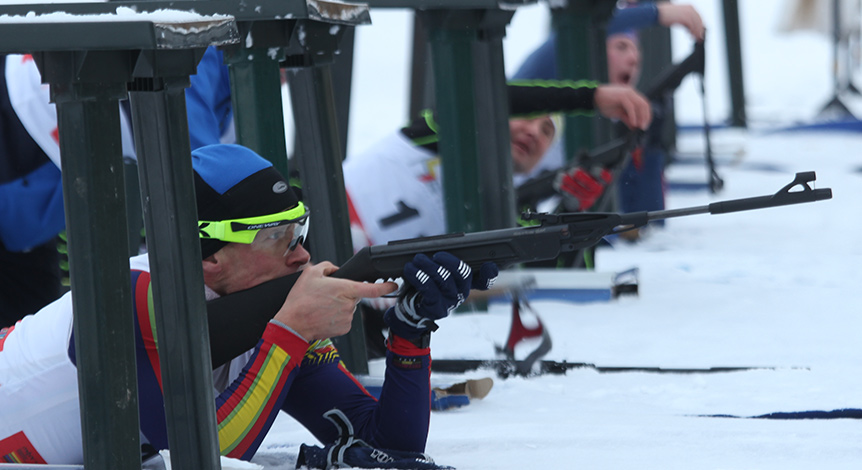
[469,13,518,231]
[127,50,222,469]
[721,0,748,127]
[637,20,677,154]
[0,0,374,466]
[363,1,533,235]
[123,152,144,257]
[418,8,519,233]
[408,13,433,120]
[50,67,142,470]
[551,0,616,160]
[284,19,370,373]
[215,5,370,374]
[816,0,857,120]
[331,27,357,161]
[421,11,484,234]
[224,46,291,176]
[0,6,238,469]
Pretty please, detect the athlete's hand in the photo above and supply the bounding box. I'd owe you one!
[274,262,397,341]
[385,252,498,340]
[657,3,705,41]
[594,84,652,131]
[555,167,613,212]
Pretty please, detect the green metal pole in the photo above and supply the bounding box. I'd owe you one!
[638,22,676,152]
[471,11,516,230]
[286,62,369,374]
[721,0,747,128]
[51,66,141,470]
[331,26,356,161]
[123,155,143,256]
[278,17,367,373]
[552,2,595,158]
[552,0,616,161]
[128,67,222,470]
[420,10,483,234]
[223,47,290,176]
[409,12,432,120]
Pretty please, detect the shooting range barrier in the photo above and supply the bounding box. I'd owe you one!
[0,1,367,469]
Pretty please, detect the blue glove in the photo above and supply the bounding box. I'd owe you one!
[384,252,498,339]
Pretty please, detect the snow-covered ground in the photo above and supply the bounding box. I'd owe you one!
[259,129,861,470]
[258,1,862,469]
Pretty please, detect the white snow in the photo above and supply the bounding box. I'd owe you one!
[271,1,862,469]
[260,127,862,469]
[0,6,231,26]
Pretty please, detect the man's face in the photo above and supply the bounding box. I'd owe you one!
[509,115,555,174]
[206,224,311,295]
[606,35,641,86]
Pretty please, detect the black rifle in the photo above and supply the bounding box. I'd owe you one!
[644,39,705,102]
[208,172,831,368]
[515,40,707,210]
[515,133,638,210]
[646,39,721,193]
[337,171,829,282]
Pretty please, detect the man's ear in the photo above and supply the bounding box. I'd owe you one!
[201,253,222,285]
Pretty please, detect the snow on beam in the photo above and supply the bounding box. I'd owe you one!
[0,7,239,52]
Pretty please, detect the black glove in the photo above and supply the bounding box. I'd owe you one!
[296,410,453,470]
[384,252,498,339]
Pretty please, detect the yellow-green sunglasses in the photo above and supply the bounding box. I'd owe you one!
[199,202,309,253]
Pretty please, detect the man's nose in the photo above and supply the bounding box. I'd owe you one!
[525,120,543,138]
[285,242,311,266]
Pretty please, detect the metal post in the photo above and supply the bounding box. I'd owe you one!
[287,63,368,373]
[471,12,516,230]
[589,12,613,146]
[14,11,238,469]
[47,52,141,470]
[816,0,855,118]
[223,47,291,176]
[420,10,484,234]
[366,1,533,234]
[409,13,432,120]
[1,2,376,467]
[284,17,369,372]
[331,26,357,160]
[721,0,747,127]
[123,155,143,256]
[128,50,222,470]
[638,21,676,152]
[551,0,615,160]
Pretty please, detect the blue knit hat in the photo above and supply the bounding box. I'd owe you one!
[607,28,639,43]
[192,144,300,259]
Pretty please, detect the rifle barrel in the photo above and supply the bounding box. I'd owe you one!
[645,205,710,221]
[644,172,833,223]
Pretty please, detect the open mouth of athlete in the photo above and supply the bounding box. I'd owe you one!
[620,72,632,85]
[513,140,531,156]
